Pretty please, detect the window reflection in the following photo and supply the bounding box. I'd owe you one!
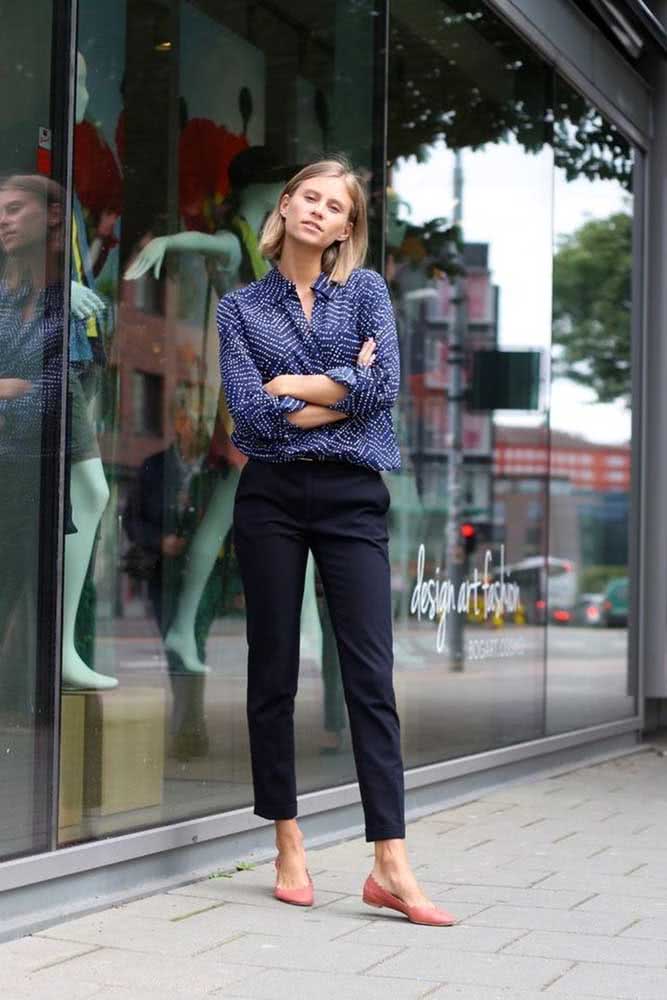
[546,77,635,732]
[0,2,65,859]
[387,0,552,762]
[58,0,639,847]
[60,0,382,845]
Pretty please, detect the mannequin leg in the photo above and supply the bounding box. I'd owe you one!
[299,551,323,662]
[62,457,117,690]
[164,469,240,673]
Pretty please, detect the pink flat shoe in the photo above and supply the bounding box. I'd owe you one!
[273,857,314,907]
[362,874,456,926]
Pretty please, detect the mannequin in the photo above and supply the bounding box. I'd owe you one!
[61,52,117,690]
[125,150,324,672]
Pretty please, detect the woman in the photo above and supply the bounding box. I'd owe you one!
[217,158,455,927]
[0,174,66,707]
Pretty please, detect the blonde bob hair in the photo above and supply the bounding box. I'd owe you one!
[259,157,368,284]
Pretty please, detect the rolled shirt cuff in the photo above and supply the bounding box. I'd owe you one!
[275,393,308,414]
[325,365,358,391]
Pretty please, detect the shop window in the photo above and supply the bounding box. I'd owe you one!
[60,0,384,845]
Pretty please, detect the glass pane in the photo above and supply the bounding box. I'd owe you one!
[545,76,636,733]
[0,2,64,859]
[60,0,382,844]
[386,0,552,766]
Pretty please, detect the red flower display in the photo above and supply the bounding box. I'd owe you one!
[179,118,249,232]
[74,120,123,219]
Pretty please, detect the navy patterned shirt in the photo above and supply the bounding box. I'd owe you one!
[0,278,64,461]
[216,266,401,470]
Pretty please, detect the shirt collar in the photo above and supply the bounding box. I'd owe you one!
[262,265,338,303]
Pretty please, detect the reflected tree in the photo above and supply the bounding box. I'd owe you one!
[388,2,633,190]
[552,212,632,405]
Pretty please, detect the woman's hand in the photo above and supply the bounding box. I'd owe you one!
[357,338,376,368]
[263,375,288,397]
[0,378,32,399]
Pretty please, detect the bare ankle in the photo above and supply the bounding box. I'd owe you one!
[374,838,408,867]
[275,820,304,851]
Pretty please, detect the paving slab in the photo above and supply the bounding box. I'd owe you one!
[214,967,440,999]
[546,961,667,998]
[366,947,573,989]
[465,902,630,935]
[209,933,402,973]
[504,928,667,966]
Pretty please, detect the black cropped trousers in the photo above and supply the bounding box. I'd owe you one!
[233,458,405,842]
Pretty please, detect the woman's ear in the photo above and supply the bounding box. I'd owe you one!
[279,193,290,219]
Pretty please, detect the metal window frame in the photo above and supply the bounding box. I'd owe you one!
[1,0,647,893]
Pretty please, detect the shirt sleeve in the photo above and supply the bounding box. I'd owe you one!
[325,270,400,419]
[0,322,63,433]
[217,295,306,444]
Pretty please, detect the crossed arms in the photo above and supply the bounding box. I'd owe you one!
[263,338,377,429]
[217,271,400,442]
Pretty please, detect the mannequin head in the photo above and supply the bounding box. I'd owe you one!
[226,147,286,236]
[76,52,89,126]
[260,157,368,282]
[237,182,284,236]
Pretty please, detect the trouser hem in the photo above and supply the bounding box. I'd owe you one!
[254,804,298,822]
[365,826,406,843]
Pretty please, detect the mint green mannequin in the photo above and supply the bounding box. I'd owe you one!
[124,181,324,672]
[61,52,117,691]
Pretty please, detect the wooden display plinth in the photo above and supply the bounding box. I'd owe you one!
[58,692,86,839]
[83,687,166,816]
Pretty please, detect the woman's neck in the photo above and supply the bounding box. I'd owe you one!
[278,238,323,292]
[6,247,56,291]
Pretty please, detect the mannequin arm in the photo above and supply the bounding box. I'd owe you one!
[124,231,242,281]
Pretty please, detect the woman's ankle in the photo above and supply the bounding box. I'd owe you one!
[275,819,304,852]
[374,838,408,867]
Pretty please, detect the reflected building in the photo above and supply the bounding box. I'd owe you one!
[1,0,666,937]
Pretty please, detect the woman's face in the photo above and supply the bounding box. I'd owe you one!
[280,175,354,254]
[0,188,47,256]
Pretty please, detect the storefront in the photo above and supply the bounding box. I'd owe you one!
[2,0,664,937]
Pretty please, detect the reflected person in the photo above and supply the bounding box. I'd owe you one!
[0,175,66,706]
[123,394,221,670]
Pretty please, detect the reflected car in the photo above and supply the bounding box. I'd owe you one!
[602,577,629,627]
[575,593,605,627]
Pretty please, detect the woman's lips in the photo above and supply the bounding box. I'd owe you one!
[301,220,322,232]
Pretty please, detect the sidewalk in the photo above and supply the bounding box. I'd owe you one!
[3,745,667,999]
